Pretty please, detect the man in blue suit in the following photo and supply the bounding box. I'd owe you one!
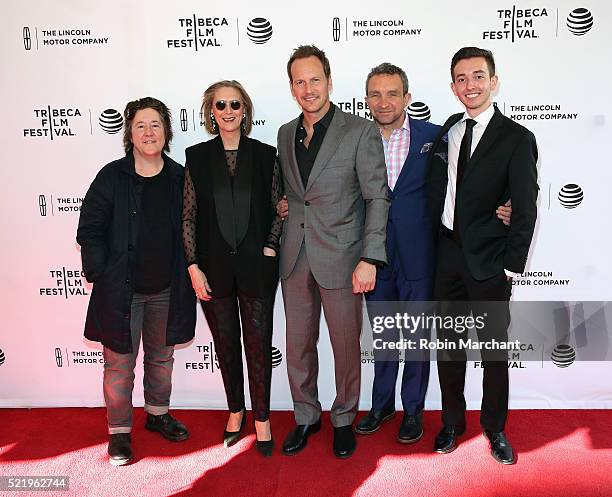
[354,63,440,443]
[355,63,511,444]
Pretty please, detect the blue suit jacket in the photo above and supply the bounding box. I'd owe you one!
[378,117,441,282]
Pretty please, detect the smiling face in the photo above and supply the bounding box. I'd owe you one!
[130,108,165,159]
[366,73,411,130]
[451,57,498,117]
[290,56,332,120]
[211,86,244,135]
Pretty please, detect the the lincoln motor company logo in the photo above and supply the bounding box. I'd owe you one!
[331,17,422,42]
[23,26,110,50]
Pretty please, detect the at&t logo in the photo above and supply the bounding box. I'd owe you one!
[558,184,584,209]
[407,102,431,121]
[246,18,272,44]
[567,8,593,35]
[99,109,123,134]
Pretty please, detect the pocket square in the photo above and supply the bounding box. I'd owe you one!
[420,142,433,153]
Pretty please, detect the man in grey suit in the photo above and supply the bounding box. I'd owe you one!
[278,45,389,458]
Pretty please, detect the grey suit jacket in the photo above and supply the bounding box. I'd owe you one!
[277,106,389,289]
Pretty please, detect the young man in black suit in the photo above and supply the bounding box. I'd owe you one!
[427,47,538,464]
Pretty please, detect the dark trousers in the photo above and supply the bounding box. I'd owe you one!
[366,267,432,415]
[201,283,274,422]
[434,233,512,433]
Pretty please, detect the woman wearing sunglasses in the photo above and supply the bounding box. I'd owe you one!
[182,80,281,456]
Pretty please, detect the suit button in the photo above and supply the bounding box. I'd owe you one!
[230,250,237,255]
[131,210,137,216]
[125,279,130,284]
[304,201,310,206]
[300,223,304,228]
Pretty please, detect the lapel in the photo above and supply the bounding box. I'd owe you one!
[305,108,346,193]
[462,107,505,184]
[394,116,420,191]
[232,135,253,247]
[430,112,462,182]
[209,135,253,250]
[282,118,305,197]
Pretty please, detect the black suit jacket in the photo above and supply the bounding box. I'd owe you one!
[185,135,278,298]
[427,107,538,280]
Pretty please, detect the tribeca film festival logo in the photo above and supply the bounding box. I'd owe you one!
[54,347,103,367]
[22,26,109,51]
[167,16,232,50]
[23,106,83,140]
[185,342,220,372]
[559,184,584,209]
[482,6,550,41]
[40,267,89,298]
[38,194,82,217]
[331,17,422,42]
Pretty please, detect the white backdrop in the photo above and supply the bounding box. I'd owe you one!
[1,0,611,410]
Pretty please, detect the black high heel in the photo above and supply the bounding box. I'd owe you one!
[223,409,246,447]
[255,420,274,457]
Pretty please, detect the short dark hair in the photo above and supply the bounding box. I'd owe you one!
[123,97,173,154]
[201,80,254,136]
[287,45,331,82]
[365,62,409,96]
[450,47,496,81]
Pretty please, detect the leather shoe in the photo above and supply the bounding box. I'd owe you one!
[484,430,516,464]
[433,425,465,453]
[397,412,423,444]
[223,410,246,447]
[355,407,395,434]
[108,433,132,466]
[282,419,321,455]
[145,413,189,442]
[333,425,356,458]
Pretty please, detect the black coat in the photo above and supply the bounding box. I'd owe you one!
[77,153,196,354]
[185,136,278,298]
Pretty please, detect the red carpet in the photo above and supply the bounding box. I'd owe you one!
[1,409,610,497]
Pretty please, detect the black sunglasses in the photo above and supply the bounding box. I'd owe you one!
[215,100,242,111]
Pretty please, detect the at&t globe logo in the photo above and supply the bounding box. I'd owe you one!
[271,346,283,368]
[99,109,123,134]
[0,348,5,366]
[558,184,584,209]
[247,18,272,44]
[407,102,431,121]
[551,344,576,368]
[567,8,594,36]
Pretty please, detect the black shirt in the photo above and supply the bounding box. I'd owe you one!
[132,165,174,294]
[295,103,336,187]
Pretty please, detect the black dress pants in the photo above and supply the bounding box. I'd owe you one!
[201,283,274,421]
[434,232,512,433]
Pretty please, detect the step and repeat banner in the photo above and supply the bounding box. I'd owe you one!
[1,1,611,410]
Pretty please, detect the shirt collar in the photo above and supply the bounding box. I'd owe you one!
[462,103,495,129]
[298,102,336,129]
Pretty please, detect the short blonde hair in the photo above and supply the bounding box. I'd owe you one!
[201,80,253,136]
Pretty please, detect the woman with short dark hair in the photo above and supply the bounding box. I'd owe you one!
[78,97,196,466]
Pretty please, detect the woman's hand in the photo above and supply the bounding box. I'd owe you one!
[188,264,212,301]
[263,247,276,257]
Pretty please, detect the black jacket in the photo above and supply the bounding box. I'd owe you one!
[77,153,196,353]
[185,136,278,298]
[427,108,538,280]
